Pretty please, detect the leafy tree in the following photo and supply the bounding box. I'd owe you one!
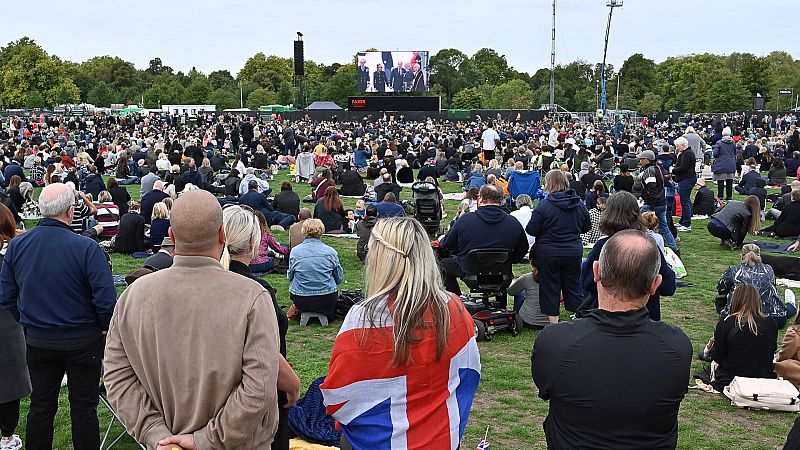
[87,81,114,106]
[451,87,482,109]
[238,53,293,91]
[472,48,513,85]
[209,88,240,110]
[619,53,656,105]
[430,49,480,106]
[277,83,295,106]
[727,52,768,98]
[183,76,213,104]
[48,82,80,106]
[638,92,664,114]
[80,56,139,93]
[321,64,358,108]
[208,70,236,89]
[0,42,78,107]
[146,57,173,76]
[26,89,46,108]
[486,80,533,109]
[246,88,277,110]
[143,76,184,108]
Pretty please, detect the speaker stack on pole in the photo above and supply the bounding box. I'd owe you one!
[294,33,306,109]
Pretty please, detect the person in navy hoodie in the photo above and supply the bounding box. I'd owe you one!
[527,169,591,323]
[439,184,528,296]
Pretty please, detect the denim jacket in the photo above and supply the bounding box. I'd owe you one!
[288,238,344,296]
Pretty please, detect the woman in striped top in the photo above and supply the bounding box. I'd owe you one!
[95,191,120,238]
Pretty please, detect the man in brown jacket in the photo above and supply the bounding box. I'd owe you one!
[104,190,280,450]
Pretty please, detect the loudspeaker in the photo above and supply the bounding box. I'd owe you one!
[753,96,766,110]
[294,41,304,76]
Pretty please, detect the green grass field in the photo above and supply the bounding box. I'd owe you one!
[14,170,800,450]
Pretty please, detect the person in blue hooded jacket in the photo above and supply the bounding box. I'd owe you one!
[439,185,529,296]
[463,163,486,192]
[527,169,591,323]
[712,127,737,200]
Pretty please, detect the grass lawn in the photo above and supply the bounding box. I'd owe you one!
[14,169,800,450]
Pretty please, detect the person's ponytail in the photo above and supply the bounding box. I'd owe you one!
[741,243,762,266]
[220,245,232,270]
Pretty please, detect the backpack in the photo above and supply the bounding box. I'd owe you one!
[723,377,800,412]
[336,289,364,319]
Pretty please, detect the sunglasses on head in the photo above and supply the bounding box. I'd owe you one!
[222,203,254,213]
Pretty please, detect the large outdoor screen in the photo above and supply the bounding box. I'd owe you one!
[355,51,429,93]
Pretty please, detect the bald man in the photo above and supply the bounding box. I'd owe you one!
[0,182,116,450]
[105,190,281,450]
[532,230,691,449]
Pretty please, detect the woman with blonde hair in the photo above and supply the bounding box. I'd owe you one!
[528,169,591,323]
[220,205,300,450]
[698,284,778,393]
[149,202,171,253]
[717,243,796,327]
[321,217,480,450]
[288,218,343,321]
[95,190,120,238]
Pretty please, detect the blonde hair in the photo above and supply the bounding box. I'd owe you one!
[642,211,658,231]
[220,205,261,270]
[488,159,499,169]
[152,202,169,220]
[302,218,325,239]
[543,169,569,193]
[98,190,112,203]
[362,217,452,366]
[740,243,762,266]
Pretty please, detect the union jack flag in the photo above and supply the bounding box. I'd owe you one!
[321,296,481,450]
[476,439,490,450]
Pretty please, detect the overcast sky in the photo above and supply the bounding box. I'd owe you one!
[3,0,797,76]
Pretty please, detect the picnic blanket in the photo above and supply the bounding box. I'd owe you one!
[778,279,800,289]
[753,241,797,255]
[443,192,465,201]
[289,439,338,450]
[323,233,358,239]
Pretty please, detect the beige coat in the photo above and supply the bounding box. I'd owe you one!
[776,326,800,387]
[104,256,280,450]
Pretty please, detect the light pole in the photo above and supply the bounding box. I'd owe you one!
[549,0,557,114]
[600,0,622,120]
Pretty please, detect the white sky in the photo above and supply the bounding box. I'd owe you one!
[3,0,798,76]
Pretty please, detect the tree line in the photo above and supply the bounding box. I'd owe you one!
[1,37,798,113]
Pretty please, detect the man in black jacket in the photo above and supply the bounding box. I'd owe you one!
[374,173,401,202]
[637,150,678,253]
[532,230,692,450]
[438,185,528,295]
[83,165,106,199]
[672,137,696,231]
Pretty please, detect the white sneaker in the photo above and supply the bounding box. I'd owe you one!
[676,225,692,232]
[786,289,796,307]
[0,435,22,450]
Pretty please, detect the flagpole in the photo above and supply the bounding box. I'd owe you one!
[483,425,489,442]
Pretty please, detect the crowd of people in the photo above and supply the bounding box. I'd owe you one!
[0,108,799,449]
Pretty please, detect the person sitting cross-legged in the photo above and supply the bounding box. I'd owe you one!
[240,180,295,231]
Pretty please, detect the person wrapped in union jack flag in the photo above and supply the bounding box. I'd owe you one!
[321,217,481,450]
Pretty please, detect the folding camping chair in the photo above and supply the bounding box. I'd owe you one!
[99,389,146,450]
